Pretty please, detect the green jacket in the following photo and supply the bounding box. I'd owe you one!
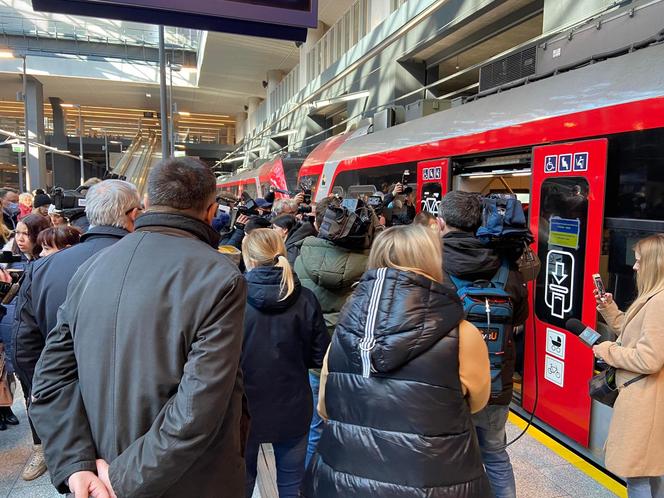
[294,236,369,334]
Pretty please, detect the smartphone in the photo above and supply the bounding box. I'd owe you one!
[592,274,607,302]
[402,170,411,185]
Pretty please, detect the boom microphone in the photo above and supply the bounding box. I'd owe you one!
[565,318,602,346]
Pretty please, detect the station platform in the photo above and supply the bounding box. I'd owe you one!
[0,398,625,497]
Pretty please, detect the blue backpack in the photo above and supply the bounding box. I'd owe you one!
[449,262,514,402]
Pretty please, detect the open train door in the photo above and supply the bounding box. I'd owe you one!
[523,139,608,447]
[416,158,450,214]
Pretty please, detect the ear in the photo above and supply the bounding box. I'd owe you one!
[127,208,140,223]
[204,202,217,225]
[437,218,446,231]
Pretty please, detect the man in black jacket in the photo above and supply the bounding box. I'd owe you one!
[13,179,142,482]
[30,158,247,498]
[438,191,528,498]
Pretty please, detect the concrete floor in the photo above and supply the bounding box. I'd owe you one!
[0,394,618,498]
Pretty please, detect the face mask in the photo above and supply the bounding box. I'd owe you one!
[7,203,19,214]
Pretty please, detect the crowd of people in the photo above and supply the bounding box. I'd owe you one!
[0,156,660,498]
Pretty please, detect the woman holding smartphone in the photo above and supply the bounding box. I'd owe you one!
[593,234,664,498]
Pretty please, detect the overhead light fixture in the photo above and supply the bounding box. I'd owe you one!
[174,144,186,149]
[221,156,245,164]
[109,140,122,144]
[465,173,494,179]
[311,90,370,109]
[178,111,191,117]
[511,171,531,177]
[145,93,152,98]
[0,50,15,59]
[270,129,297,139]
[60,103,76,108]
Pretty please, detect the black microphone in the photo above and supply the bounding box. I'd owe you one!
[565,318,602,346]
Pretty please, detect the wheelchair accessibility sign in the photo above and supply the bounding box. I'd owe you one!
[545,355,565,387]
[544,152,589,174]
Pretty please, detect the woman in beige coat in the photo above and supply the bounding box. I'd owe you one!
[593,234,664,498]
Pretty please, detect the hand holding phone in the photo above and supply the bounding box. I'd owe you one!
[592,274,612,306]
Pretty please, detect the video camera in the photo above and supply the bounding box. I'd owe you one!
[51,186,87,222]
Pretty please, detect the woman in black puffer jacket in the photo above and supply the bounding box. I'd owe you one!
[304,223,493,498]
[241,229,330,498]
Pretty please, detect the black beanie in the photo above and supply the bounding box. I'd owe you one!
[33,189,52,209]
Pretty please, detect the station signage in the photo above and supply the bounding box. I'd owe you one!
[32,0,317,42]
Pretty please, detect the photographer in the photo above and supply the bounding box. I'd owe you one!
[383,182,416,225]
[11,180,141,482]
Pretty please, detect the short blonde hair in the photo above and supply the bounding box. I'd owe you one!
[242,228,295,300]
[367,224,443,283]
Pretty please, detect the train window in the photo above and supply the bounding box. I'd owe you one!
[332,162,416,198]
[605,128,664,220]
[534,177,589,329]
[244,183,258,198]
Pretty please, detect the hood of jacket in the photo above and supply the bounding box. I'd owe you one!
[340,268,464,373]
[443,231,501,281]
[245,266,302,312]
[297,236,367,290]
[135,211,221,248]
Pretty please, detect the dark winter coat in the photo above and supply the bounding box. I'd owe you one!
[304,269,491,498]
[0,253,31,374]
[294,236,368,333]
[12,226,128,387]
[285,221,316,265]
[242,266,329,442]
[442,230,529,405]
[30,212,247,498]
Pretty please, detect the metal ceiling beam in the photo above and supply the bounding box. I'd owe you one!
[0,34,198,65]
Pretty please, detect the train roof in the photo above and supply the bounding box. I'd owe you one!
[327,43,664,163]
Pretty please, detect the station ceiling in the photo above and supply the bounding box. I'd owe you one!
[0,0,354,117]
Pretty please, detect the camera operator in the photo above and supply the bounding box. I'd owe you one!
[11,180,141,482]
[294,196,374,466]
[65,177,103,233]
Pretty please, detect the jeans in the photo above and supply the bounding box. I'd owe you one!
[245,434,308,498]
[472,405,516,498]
[626,476,664,498]
[306,372,323,468]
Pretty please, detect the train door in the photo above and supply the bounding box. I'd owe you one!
[416,158,450,214]
[523,139,608,447]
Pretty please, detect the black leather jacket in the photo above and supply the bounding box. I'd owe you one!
[30,212,247,497]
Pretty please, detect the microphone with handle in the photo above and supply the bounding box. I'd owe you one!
[565,318,603,346]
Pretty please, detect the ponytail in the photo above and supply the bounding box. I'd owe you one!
[242,229,296,301]
[275,254,295,301]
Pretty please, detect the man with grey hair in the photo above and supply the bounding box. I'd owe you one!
[31,158,246,498]
[12,179,141,482]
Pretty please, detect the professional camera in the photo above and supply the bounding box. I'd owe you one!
[51,186,87,222]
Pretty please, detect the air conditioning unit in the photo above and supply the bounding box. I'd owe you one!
[373,106,405,132]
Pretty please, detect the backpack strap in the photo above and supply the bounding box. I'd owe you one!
[448,273,471,293]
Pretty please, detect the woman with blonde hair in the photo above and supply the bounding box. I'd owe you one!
[304,223,492,498]
[593,234,664,497]
[241,229,330,498]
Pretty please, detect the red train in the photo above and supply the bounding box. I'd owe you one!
[219,43,664,475]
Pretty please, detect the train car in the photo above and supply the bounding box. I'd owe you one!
[217,155,306,198]
[297,125,373,197]
[308,43,664,473]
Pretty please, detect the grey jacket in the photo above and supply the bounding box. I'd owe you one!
[30,212,247,498]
